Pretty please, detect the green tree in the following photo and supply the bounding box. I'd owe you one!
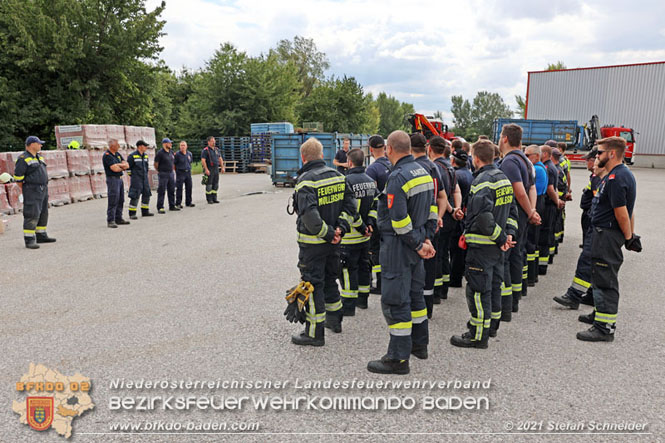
[471,91,513,137]
[450,95,473,138]
[272,36,329,98]
[450,91,512,139]
[546,61,567,71]
[375,93,414,135]
[298,76,369,133]
[0,0,166,148]
[515,95,526,118]
[176,43,300,138]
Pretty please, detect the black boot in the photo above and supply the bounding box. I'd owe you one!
[24,236,40,249]
[538,265,547,276]
[553,294,580,310]
[324,312,342,333]
[342,299,356,317]
[501,311,512,322]
[357,294,368,309]
[411,344,428,360]
[36,232,56,243]
[207,194,214,204]
[291,332,324,347]
[489,319,500,337]
[367,355,409,375]
[141,208,154,217]
[424,295,434,319]
[548,255,554,264]
[580,291,594,306]
[578,311,594,325]
[129,211,138,220]
[441,283,449,300]
[450,331,489,349]
[115,219,130,225]
[169,206,181,211]
[512,293,520,313]
[576,326,614,342]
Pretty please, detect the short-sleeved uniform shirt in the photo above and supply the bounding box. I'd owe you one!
[543,159,559,203]
[154,148,175,173]
[335,149,349,174]
[591,164,636,229]
[201,147,220,167]
[366,156,392,192]
[454,166,473,207]
[534,162,548,195]
[14,151,48,185]
[103,150,124,177]
[500,150,534,212]
[174,151,193,171]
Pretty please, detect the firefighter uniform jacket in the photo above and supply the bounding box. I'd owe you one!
[341,166,378,246]
[295,159,356,245]
[464,164,518,247]
[377,155,438,259]
[127,150,150,186]
[13,151,48,185]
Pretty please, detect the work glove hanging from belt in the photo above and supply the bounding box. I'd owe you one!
[284,281,314,323]
[625,234,642,253]
[201,174,209,185]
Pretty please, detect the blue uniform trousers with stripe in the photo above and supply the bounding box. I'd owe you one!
[380,235,428,360]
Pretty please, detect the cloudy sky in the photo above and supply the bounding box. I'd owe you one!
[146,0,665,119]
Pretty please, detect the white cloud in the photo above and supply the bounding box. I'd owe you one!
[147,0,665,120]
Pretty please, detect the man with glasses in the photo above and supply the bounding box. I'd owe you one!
[577,137,640,342]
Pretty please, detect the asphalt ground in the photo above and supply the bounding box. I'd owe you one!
[1,167,663,442]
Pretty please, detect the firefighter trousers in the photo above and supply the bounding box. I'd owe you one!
[298,243,342,339]
[565,225,594,302]
[380,234,428,361]
[591,228,624,334]
[22,184,49,238]
[340,242,371,310]
[466,244,503,341]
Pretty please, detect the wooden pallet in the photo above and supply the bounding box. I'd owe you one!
[224,161,238,173]
[249,162,268,173]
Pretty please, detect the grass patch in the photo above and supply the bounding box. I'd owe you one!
[191,162,202,175]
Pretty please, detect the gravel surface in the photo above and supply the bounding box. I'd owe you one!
[1,168,662,442]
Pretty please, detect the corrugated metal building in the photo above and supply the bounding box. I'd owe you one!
[526,61,665,167]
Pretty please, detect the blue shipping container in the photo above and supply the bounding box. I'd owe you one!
[271,133,349,186]
[492,118,581,148]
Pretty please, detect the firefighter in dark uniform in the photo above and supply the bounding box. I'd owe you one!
[127,140,154,219]
[201,136,224,204]
[451,140,517,349]
[577,137,640,342]
[525,145,548,286]
[538,145,563,274]
[552,148,568,253]
[103,139,130,228]
[365,135,392,296]
[429,136,463,303]
[580,149,601,246]
[498,124,539,322]
[13,136,56,249]
[554,149,605,310]
[449,149,473,287]
[174,141,195,208]
[339,148,377,315]
[411,133,445,318]
[154,138,179,213]
[367,130,437,375]
[292,137,356,347]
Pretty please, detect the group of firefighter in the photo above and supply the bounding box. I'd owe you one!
[287,124,639,375]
